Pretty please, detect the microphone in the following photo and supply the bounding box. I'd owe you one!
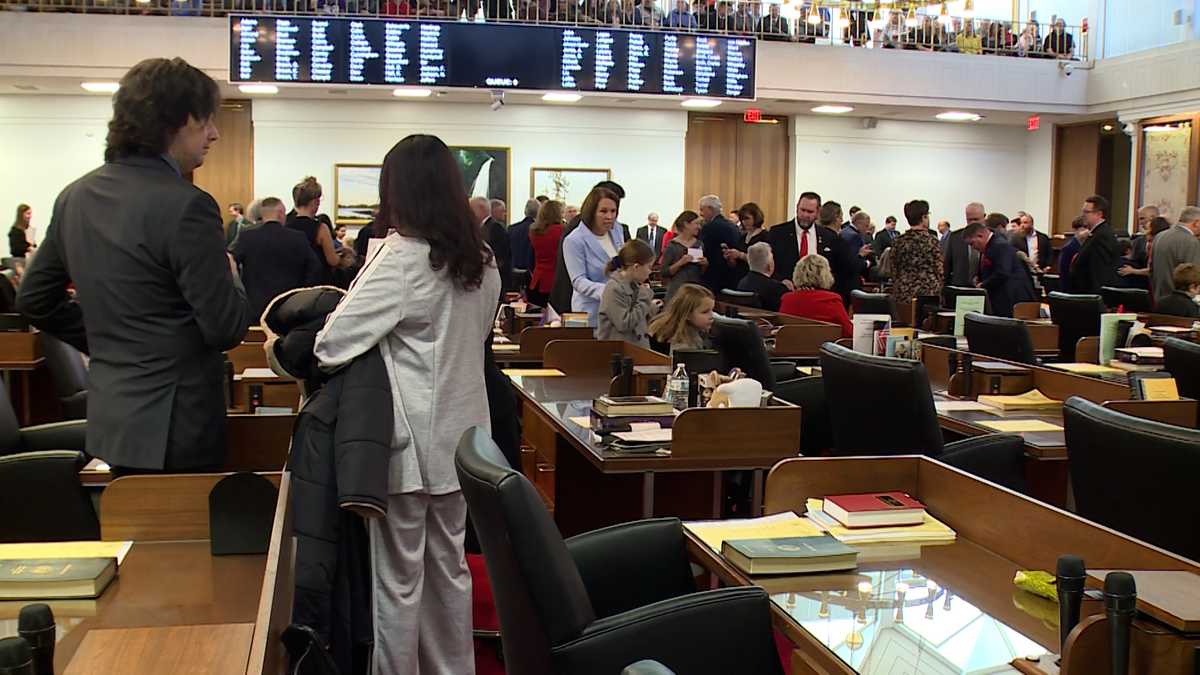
[0,637,34,675]
[1104,571,1137,675]
[18,604,54,675]
[1056,554,1086,654]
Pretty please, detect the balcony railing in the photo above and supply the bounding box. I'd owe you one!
[0,0,1085,61]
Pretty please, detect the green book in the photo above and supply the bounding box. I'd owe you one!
[721,535,858,576]
[0,558,117,600]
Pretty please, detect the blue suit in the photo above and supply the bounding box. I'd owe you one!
[561,222,626,325]
[978,232,1036,318]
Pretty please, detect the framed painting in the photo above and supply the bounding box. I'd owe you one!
[334,146,511,225]
[530,167,612,208]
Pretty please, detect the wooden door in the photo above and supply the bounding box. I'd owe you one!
[193,100,254,226]
[684,113,790,226]
[1051,123,1100,235]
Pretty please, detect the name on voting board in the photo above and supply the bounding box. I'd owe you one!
[231,15,756,99]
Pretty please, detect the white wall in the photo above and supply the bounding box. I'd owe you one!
[0,95,112,244]
[788,115,1053,234]
[252,100,688,228]
[1103,0,1195,58]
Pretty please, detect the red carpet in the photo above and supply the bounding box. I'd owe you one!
[469,553,793,675]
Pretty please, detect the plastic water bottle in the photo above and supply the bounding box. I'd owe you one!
[667,363,689,411]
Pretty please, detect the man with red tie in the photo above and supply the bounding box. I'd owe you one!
[965,221,1036,317]
[768,191,854,304]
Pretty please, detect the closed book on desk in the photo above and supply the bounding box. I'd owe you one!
[805,499,956,545]
[0,558,116,600]
[1115,346,1164,365]
[592,396,675,417]
[721,535,857,575]
[823,492,925,528]
[589,410,676,434]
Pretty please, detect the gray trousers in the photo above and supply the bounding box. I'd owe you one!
[369,492,474,675]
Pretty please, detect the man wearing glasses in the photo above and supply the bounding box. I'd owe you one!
[1068,195,1121,294]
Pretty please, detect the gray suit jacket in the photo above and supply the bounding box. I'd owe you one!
[1151,224,1200,301]
[17,156,248,470]
[942,228,977,288]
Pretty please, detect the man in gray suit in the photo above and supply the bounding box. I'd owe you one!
[1151,206,1200,302]
[17,58,248,472]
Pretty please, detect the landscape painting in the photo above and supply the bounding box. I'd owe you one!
[334,146,510,225]
[530,167,611,208]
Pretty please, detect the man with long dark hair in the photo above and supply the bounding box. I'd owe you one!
[314,134,500,674]
[17,58,248,473]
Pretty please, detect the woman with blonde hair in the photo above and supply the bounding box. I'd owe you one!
[778,254,852,337]
[648,283,715,352]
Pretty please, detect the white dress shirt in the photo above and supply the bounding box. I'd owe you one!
[795,217,818,258]
[1026,232,1039,265]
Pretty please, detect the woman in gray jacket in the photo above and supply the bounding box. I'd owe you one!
[314,135,500,675]
[596,239,661,347]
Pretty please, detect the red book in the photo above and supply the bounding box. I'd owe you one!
[822,492,925,528]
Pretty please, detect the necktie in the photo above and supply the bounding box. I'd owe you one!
[800,226,810,258]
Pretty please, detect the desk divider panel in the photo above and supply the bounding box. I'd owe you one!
[771,324,843,357]
[516,326,595,359]
[100,472,283,542]
[225,414,295,472]
[227,342,269,373]
[919,343,1129,403]
[1025,322,1059,354]
[764,456,921,515]
[542,339,669,375]
[246,472,294,675]
[672,407,801,461]
[1013,302,1042,321]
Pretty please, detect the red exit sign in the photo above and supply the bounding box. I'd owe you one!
[743,108,762,123]
[1027,115,1041,131]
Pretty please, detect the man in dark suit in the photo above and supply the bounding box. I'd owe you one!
[1069,195,1122,294]
[472,196,511,294]
[965,223,1035,317]
[636,212,668,259]
[698,194,742,293]
[943,201,986,288]
[768,191,855,303]
[871,215,898,257]
[17,57,248,472]
[507,198,539,290]
[736,242,788,311]
[1010,211,1052,272]
[232,197,321,326]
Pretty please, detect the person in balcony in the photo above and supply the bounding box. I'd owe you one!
[757,2,790,41]
[1043,18,1075,58]
[666,0,697,28]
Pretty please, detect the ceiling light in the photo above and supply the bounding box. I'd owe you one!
[936,111,982,122]
[807,4,821,25]
[812,105,854,114]
[681,98,721,109]
[81,82,119,93]
[905,7,918,27]
[392,87,432,98]
[1102,124,1114,132]
[937,2,951,25]
[962,0,974,17]
[542,92,582,103]
[238,84,278,95]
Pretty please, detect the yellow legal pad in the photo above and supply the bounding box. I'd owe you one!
[977,419,1063,433]
[684,512,824,552]
[1046,363,1125,376]
[0,541,133,566]
[1142,378,1180,401]
[976,389,1062,411]
[501,369,565,378]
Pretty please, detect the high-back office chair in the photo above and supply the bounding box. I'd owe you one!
[0,378,87,456]
[710,315,797,390]
[1100,286,1152,313]
[818,343,1026,492]
[850,290,896,319]
[943,285,989,313]
[41,334,88,420]
[1163,338,1200,403]
[1063,397,1200,561]
[772,376,832,455]
[963,312,1037,365]
[0,450,99,542]
[717,289,759,309]
[1047,292,1104,362]
[455,428,785,675]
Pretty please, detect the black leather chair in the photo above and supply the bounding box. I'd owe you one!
[624,662,675,675]
[818,343,1027,492]
[1063,397,1200,561]
[1047,292,1104,362]
[41,334,88,420]
[718,288,759,309]
[963,312,1037,365]
[455,428,785,675]
[1041,274,1062,295]
[943,285,989,314]
[0,450,99,542]
[850,290,896,319]
[1163,338,1200,403]
[1100,286,1152,313]
[0,381,86,457]
[772,376,832,455]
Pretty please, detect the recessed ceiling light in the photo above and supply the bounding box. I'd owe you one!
[392,87,432,98]
[812,105,854,114]
[1102,124,1114,131]
[238,84,278,95]
[681,98,721,109]
[542,92,582,103]
[936,111,982,122]
[81,82,119,93]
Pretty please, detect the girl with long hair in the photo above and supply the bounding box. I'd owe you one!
[648,283,715,352]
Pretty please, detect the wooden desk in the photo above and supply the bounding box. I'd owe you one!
[231,372,302,413]
[510,342,802,537]
[714,301,843,359]
[492,326,596,365]
[64,622,255,675]
[687,456,1200,675]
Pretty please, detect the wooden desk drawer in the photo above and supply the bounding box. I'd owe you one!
[0,331,41,362]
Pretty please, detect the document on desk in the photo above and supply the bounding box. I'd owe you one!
[491,343,520,353]
[684,512,824,552]
[977,419,1063,433]
[501,369,565,378]
[934,401,995,413]
[0,541,133,566]
[612,428,672,443]
[241,368,279,379]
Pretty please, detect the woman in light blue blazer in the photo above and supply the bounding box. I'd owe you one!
[561,186,625,325]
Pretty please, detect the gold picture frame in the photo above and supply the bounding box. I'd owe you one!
[529,167,613,208]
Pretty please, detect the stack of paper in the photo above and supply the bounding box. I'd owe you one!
[684,512,824,552]
[977,389,1061,411]
[501,369,565,378]
[804,499,956,545]
[1046,363,1125,376]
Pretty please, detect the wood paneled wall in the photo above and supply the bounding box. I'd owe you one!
[193,100,254,225]
[1051,123,1100,235]
[684,113,789,226]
